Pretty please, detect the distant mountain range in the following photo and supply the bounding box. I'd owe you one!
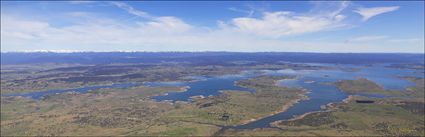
[1,52,424,65]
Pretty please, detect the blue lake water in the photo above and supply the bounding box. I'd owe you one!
[232,64,422,129]
[147,73,257,102]
[2,83,138,100]
[142,64,422,129]
[1,63,422,129]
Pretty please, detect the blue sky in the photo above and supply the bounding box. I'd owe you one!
[1,1,424,53]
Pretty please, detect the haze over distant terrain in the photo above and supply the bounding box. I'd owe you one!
[1,1,424,53]
[1,52,424,65]
[1,1,425,136]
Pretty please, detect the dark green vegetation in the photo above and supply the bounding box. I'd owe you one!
[335,77,424,98]
[1,52,424,136]
[279,96,424,136]
[1,62,329,94]
[386,63,425,70]
[226,96,424,136]
[1,63,309,136]
[335,78,384,94]
[403,76,425,98]
[1,86,220,136]
[164,75,306,126]
[220,76,425,136]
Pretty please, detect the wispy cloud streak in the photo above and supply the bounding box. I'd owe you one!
[354,6,399,21]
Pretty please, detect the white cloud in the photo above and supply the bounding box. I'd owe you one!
[353,6,399,21]
[346,36,424,45]
[388,38,423,43]
[1,16,51,41]
[1,2,422,53]
[347,35,388,43]
[0,2,197,50]
[109,2,192,34]
[5,15,410,53]
[227,2,349,38]
[110,1,152,19]
[230,11,347,38]
[137,16,192,34]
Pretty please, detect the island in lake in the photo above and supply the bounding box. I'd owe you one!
[1,52,424,136]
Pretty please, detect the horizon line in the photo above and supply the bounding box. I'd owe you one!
[1,50,424,54]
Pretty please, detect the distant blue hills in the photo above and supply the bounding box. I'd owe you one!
[1,52,424,65]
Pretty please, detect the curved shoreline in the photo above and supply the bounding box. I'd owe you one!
[213,93,310,136]
[269,95,355,127]
[239,93,310,125]
[231,77,309,126]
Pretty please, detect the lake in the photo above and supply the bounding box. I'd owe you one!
[232,64,422,129]
[2,83,139,100]
[145,63,422,129]
[2,63,422,129]
[146,72,257,102]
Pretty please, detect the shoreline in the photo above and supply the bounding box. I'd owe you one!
[212,91,310,136]
[239,92,310,125]
[233,77,309,126]
[270,95,354,127]
[178,86,190,92]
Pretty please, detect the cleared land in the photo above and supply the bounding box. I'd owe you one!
[163,75,306,126]
[1,63,329,94]
[1,70,306,136]
[1,60,423,136]
[220,77,425,136]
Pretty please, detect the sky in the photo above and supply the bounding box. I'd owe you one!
[1,1,424,53]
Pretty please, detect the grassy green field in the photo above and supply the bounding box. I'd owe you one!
[1,86,199,136]
[221,96,424,136]
[162,76,306,126]
[1,63,329,94]
[220,77,425,136]
[1,63,423,136]
[335,78,419,97]
[1,75,306,136]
